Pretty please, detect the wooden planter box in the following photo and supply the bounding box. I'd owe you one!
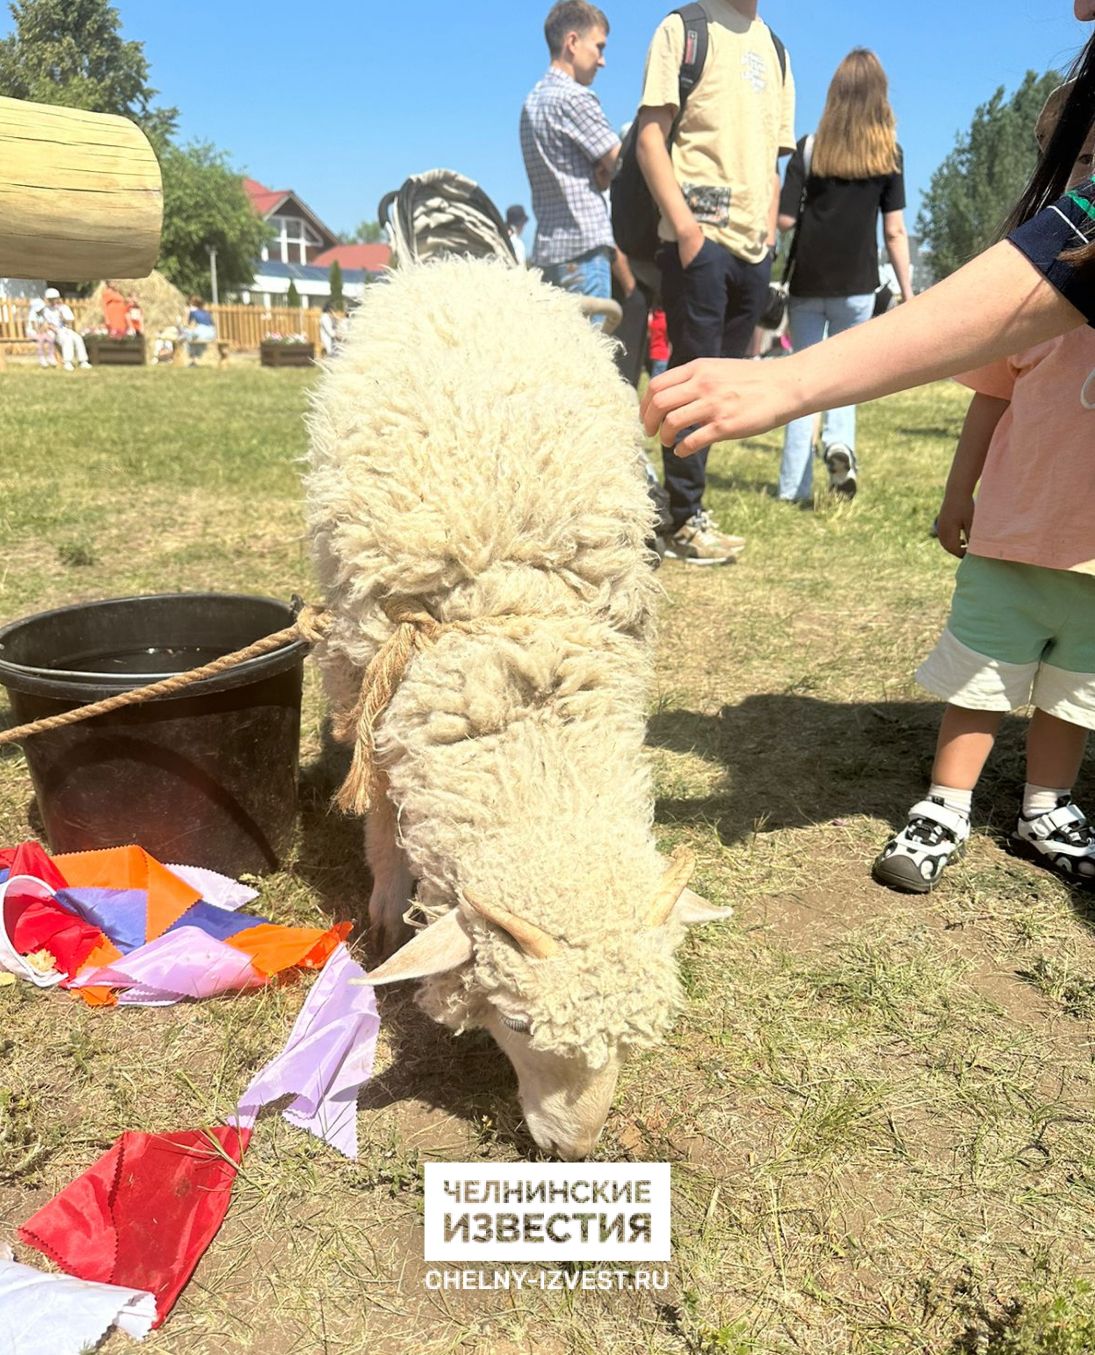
[260,341,314,368]
[84,335,146,366]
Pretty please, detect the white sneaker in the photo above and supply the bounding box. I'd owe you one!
[824,443,858,499]
[63,362,74,371]
[79,361,91,369]
[1012,799,1095,883]
[873,796,970,893]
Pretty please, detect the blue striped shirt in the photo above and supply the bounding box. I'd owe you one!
[520,68,618,267]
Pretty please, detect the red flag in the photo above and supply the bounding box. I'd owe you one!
[19,1124,250,1326]
[0,840,69,890]
[10,895,103,978]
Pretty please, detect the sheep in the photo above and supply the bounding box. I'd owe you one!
[305,257,729,1159]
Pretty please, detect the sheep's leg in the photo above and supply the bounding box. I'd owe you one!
[366,774,415,959]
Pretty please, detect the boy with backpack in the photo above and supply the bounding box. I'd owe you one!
[629,0,795,565]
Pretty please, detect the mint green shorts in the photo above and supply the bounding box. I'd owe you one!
[916,554,1095,729]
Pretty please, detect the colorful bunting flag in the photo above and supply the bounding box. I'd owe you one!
[18,1125,250,1327]
[0,1246,157,1353]
[5,839,377,1336]
[0,840,349,1002]
[234,943,380,1158]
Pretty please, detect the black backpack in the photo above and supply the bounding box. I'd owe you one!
[611,5,786,264]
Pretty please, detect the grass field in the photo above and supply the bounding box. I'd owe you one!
[2,364,1095,1355]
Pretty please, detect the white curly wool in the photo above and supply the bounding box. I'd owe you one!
[306,258,686,1071]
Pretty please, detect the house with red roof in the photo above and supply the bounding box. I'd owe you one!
[312,243,391,272]
[238,179,391,308]
[243,179,340,267]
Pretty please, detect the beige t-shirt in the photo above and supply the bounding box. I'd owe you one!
[639,3,795,263]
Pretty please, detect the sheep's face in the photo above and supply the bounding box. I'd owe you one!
[467,928,684,1159]
[363,854,731,1159]
[487,1017,620,1161]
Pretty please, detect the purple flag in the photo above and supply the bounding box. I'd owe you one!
[233,944,380,1158]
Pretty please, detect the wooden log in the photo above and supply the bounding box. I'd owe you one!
[0,96,162,280]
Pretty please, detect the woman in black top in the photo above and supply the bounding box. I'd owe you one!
[776,50,914,502]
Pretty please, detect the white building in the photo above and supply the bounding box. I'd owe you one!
[240,179,390,307]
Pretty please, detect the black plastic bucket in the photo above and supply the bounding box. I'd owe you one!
[0,594,308,875]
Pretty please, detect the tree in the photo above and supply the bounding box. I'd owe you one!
[328,260,344,309]
[916,70,1060,281]
[344,220,383,244]
[157,142,270,298]
[0,2,269,296]
[0,0,177,145]
[286,279,301,309]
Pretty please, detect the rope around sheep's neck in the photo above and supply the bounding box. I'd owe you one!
[0,605,334,748]
[333,601,541,815]
[0,598,550,820]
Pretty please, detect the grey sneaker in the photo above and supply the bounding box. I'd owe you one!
[663,511,745,565]
[824,442,858,499]
[1011,798,1095,883]
[873,796,970,893]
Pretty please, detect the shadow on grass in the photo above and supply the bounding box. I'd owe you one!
[356,986,535,1148]
[898,425,964,439]
[295,717,366,928]
[947,1288,1095,1354]
[650,693,1094,852]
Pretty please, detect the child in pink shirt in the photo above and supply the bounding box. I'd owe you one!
[874,91,1095,893]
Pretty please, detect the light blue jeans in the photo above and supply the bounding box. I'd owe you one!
[541,247,613,301]
[778,292,875,501]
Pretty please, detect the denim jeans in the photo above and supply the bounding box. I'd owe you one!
[541,247,613,300]
[657,239,772,527]
[778,293,875,501]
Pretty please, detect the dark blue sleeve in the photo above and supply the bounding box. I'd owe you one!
[1007,180,1095,324]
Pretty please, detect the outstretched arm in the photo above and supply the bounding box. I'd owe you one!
[640,240,1086,454]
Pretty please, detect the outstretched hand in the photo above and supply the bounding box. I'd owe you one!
[640,358,803,455]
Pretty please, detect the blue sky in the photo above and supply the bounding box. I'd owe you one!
[11,2,1091,238]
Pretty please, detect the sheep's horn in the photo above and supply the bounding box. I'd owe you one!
[462,892,559,959]
[646,847,696,928]
[576,295,622,335]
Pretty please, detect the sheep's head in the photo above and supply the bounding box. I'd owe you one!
[361,851,730,1159]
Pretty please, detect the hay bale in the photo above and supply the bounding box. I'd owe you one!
[88,269,187,341]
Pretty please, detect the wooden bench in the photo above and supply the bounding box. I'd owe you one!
[0,339,35,370]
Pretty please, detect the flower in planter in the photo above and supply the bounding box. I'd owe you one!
[82,328,141,341]
[262,332,311,345]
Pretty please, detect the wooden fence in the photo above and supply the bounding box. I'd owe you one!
[0,298,323,352]
[210,304,321,350]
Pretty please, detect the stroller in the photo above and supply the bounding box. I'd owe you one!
[376,169,672,560]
